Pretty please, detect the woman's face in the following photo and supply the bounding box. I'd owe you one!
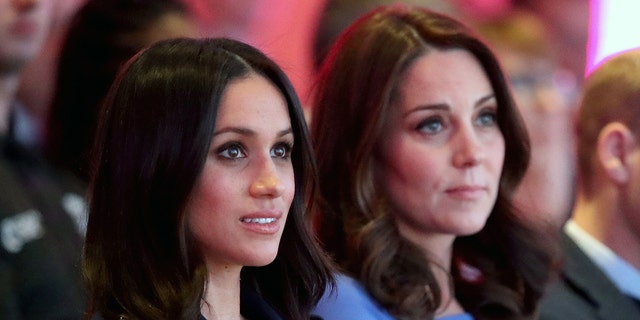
[377,49,505,245]
[186,74,295,270]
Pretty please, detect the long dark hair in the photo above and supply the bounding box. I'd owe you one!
[312,5,555,319]
[84,38,333,320]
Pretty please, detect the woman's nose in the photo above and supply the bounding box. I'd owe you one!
[249,157,285,198]
[452,126,484,168]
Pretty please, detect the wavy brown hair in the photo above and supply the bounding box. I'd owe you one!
[311,5,556,320]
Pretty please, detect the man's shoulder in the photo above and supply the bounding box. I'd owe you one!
[538,233,640,320]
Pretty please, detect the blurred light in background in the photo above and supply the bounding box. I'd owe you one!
[587,0,640,75]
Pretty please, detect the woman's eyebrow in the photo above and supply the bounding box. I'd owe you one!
[212,127,293,137]
[403,103,449,118]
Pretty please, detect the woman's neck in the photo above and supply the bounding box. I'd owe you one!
[428,246,465,317]
[410,233,466,317]
[200,264,244,320]
[395,223,468,316]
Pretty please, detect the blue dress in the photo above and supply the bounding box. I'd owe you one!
[312,274,474,320]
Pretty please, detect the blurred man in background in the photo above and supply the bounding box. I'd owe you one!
[538,48,640,320]
[0,0,87,318]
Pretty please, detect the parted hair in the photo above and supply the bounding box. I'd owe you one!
[84,38,333,320]
[311,5,556,320]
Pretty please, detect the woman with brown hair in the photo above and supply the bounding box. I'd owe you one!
[311,5,557,320]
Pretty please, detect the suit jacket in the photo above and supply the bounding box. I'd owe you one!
[539,232,640,320]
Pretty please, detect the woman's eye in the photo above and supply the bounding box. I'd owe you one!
[271,143,292,159]
[476,110,497,127]
[417,117,444,134]
[217,144,246,159]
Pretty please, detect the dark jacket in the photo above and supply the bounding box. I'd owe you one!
[0,134,88,319]
[539,232,640,320]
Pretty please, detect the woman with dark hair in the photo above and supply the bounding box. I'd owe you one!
[311,5,557,320]
[46,0,195,182]
[83,37,334,320]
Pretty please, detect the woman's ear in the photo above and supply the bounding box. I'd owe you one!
[597,122,637,184]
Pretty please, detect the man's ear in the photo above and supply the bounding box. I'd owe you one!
[597,122,637,184]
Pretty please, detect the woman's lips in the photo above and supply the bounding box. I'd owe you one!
[239,211,282,234]
[445,185,487,200]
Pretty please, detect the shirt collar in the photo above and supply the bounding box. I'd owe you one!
[565,220,640,299]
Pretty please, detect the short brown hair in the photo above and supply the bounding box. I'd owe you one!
[577,49,640,195]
